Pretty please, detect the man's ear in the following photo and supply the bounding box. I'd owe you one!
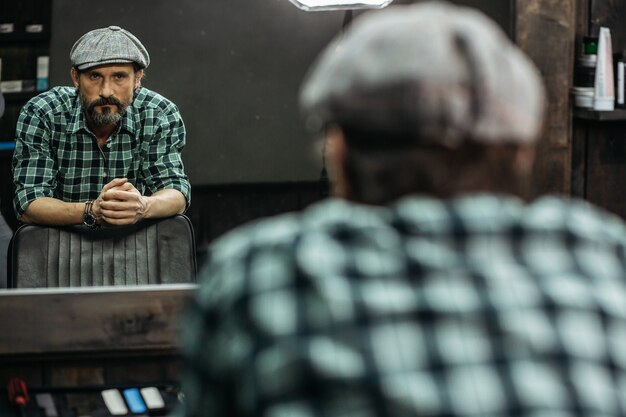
[70,67,80,88]
[325,126,351,199]
[134,69,144,89]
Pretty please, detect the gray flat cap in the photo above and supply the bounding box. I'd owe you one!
[70,26,150,70]
[300,2,545,147]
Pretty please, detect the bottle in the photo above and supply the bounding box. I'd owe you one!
[36,56,49,92]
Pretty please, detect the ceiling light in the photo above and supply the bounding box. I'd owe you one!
[289,0,393,12]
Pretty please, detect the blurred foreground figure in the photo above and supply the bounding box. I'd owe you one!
[178,2,626,416]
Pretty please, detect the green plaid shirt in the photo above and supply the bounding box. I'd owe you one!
[12,86,190,217]
[179,194,626,417]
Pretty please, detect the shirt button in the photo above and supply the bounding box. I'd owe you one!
[103,172,108,178]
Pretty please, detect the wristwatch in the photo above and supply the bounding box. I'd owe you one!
[83,200,98,228]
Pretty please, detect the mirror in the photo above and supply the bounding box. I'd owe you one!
[289,0,393,11]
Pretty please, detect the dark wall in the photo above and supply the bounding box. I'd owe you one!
[50,0,513,188]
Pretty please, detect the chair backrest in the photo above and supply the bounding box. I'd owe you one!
[8,215,197,288]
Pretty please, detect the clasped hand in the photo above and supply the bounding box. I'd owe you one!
[92,178,148,225]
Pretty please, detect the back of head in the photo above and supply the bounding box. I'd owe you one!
[300,2,546,203]
[300,1,545,148]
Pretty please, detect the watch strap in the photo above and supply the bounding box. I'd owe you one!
[83,200,99,228]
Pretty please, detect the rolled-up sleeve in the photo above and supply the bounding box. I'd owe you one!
[12,103,57,217]
[141,103,191,208]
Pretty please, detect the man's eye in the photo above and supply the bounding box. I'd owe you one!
[89,74,100,80]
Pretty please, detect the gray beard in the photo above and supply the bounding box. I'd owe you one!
[90,108,123,127]
[81,95,128,127]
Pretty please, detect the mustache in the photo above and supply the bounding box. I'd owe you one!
[87,97,123,113]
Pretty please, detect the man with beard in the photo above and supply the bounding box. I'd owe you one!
[12,26,189,227]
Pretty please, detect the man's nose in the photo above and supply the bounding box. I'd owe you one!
[99,79,114,97]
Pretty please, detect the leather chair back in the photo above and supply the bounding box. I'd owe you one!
[8,215,196,288]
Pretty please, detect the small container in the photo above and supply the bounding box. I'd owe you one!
[36,56,49,92]
[0,23,14,33]
[583,36,599,55]
[572,87,594,108]
[575,63,596,87]
[579,53,598,68]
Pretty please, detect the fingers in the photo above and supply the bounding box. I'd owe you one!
[101,189,138,202]
[101,178,128,193]
[100,193,148,225]
[96,179,146,225]
[100,210,141,225]
[100,205,142,225]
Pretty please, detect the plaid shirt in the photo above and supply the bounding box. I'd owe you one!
[179,194,626,417]
[12,86,190,217]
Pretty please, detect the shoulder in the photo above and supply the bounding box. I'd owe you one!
[523,195,626,243]
[21,86,77,115]
[209,198,390,265]
[197,199,389,302]
[132,87,179,113]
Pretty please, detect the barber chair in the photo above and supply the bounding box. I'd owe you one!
[7,214,196,288]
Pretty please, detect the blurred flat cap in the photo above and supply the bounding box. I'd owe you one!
[300,1,545,147]
[70,26,150,70]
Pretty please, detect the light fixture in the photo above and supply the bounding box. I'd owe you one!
[289,0,393,12]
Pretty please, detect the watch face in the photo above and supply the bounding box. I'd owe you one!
[84,212,96,226]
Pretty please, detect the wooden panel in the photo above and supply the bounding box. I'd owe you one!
[0,354,181,390]
[47,362,105,387]
[186,182,323,247]
[572,0,626,219]
[0,362,43,387]
[0,285,194,355]
[517,0,576,196]
[590,0,626,54]
[584,121,626,218]
[571,120,589,198]
[106,355,181,385]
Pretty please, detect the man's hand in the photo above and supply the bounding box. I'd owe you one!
[93,178,148,225]
[92,178,186,226]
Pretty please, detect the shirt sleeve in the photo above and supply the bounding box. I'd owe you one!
[176,223,304,417]
[12,102,57,217]
[176,251,248,417]
[140,103,191,208]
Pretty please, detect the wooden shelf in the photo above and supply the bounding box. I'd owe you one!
[574,108,626,121]
[3,91,37,102]
[0,31,49,44]
[0,142,16,152]
[0,142,15,158]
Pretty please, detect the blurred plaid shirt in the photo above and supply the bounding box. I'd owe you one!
[12,86,190,217]
[179,194,626,417]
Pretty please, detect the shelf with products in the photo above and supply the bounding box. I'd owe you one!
[574,108,626,121]
[0,0,52,229]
